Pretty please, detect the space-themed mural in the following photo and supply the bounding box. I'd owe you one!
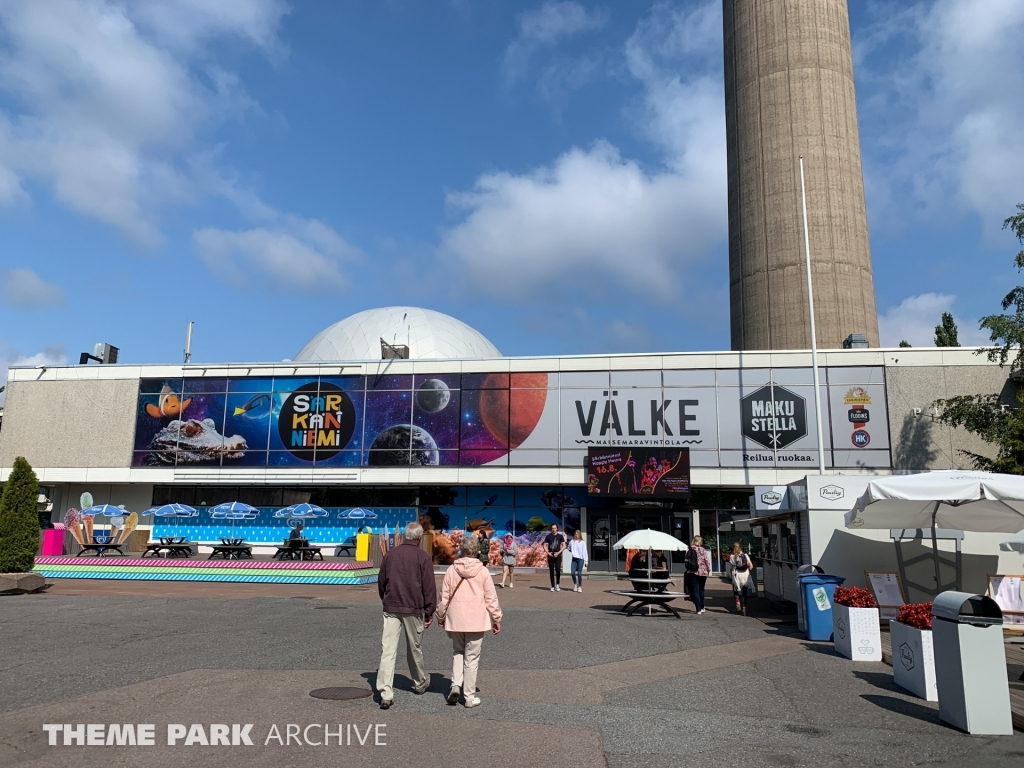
[132,373,550,468]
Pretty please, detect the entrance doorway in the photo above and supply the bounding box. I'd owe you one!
[610,512,668,572]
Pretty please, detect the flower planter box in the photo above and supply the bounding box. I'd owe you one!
[832,603,881,661]
[890,620,937,701]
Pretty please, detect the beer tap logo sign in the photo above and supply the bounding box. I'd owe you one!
[278,382,357,461]
[740,384,807,450]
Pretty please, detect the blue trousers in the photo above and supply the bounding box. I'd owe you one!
[570,557,585,586]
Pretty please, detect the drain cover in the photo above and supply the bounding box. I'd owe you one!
[309,687,371,701]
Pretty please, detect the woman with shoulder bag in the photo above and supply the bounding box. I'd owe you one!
[685,536,711,614]
[436,535,502,708]
[729,541,752,615]
[499,533,518,588]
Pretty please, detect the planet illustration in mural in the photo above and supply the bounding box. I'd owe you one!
[416,379,451,413]
[369,424,440,466]
[479,372,548,448]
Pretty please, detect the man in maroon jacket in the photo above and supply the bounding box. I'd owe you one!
[375,521,437,709]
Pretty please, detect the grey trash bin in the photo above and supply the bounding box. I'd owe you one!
[931,591,1012,735]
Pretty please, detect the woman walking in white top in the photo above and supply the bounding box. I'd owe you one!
[568,530,588,592]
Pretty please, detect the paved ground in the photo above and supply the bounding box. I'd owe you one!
[1,576,1021,767]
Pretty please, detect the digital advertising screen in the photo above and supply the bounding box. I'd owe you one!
[586,447,690,498]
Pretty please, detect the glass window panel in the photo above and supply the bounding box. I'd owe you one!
[313,450,363,467]
[467,486,514,507]
[458,448,508,466]
[273,376,319,393]
[268,451,312,467]
[222,451,268,468]
[223,392,272,452]
[460,390,508,451]
[367,374,413,390]
[320,375,366,391]
[183,377,227,394]
[378,487,419,506]
[413,387,461,451]
[461,373,509,389]
[414,373,460,390]
[364,390,414,453]
[510,372,550,388]
[140,378,182,394]
[228,377,274,393]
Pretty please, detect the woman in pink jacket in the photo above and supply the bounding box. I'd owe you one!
[436,535,502,708]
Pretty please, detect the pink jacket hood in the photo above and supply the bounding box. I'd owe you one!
[438,557,502,633]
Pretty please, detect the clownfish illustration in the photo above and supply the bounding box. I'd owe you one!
[145,385,191,419]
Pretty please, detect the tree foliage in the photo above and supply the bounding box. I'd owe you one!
[934,312,960,347]
[933,204,1024,473]
[899,340,912,348]
[0,456,41,573]
[978,204,1024,374]
[935,391,1024,474]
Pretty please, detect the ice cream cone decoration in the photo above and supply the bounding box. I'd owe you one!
[65,508,85,545]
[117,512,138,545]
[82,514,95,543]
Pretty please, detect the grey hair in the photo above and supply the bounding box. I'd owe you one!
[404,522,424,541]
[460,535,480,557]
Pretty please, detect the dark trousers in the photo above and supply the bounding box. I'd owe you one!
[548,556,562,587]
[733,584,748,610]
[687,573,707,612]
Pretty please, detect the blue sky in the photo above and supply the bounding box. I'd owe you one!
[1,0,1022,389]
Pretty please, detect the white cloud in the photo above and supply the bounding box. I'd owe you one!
[0,344,68,402]
[503,1,608,83]
[0,0,287,246]
[877,293,988,347]
[0,268,66,307]
[193,219,358,293]
[857,0,1024,231]
[445,1,726,301]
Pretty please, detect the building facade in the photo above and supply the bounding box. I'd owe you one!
[0,340,1011,572]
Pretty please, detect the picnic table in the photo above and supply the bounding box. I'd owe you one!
[208,543,253,560]
[274,545,324,561]
[76,542,125,557]
[616,572,674,592]
[609,588,686,618]
[141,539,196,558]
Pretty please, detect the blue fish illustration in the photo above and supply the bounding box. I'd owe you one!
[233,394,271,420]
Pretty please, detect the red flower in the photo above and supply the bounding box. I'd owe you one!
[833,586,877,608]
[894,602,933,630]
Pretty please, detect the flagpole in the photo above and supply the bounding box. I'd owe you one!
[799,156,826,475]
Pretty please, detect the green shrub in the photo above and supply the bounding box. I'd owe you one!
[0,457,41,573]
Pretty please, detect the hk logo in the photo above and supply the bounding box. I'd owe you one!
[820,485,844,501]
[900,643,915,671]
[760,491,782,505]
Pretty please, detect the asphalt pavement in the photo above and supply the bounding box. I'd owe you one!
[0,576,1021,767]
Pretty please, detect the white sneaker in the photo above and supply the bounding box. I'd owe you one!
[509,583,513,588]
[464,696,481,708]
[550,587,555,592]
[555,585,561,591]
[578,586,583,593]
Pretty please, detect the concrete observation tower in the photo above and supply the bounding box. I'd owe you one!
[723,0,879,350]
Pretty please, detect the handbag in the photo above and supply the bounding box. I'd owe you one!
[436,577,467,623]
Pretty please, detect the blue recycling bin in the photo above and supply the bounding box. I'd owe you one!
[797,573,845,641]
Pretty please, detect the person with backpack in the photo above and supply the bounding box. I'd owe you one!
[729,541,752,615]
[685,535,711,614]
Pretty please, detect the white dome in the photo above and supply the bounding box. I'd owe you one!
[294,306,502,361]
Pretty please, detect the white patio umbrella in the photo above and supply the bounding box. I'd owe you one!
[845,470,1024,593]
[612,529,687,614]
